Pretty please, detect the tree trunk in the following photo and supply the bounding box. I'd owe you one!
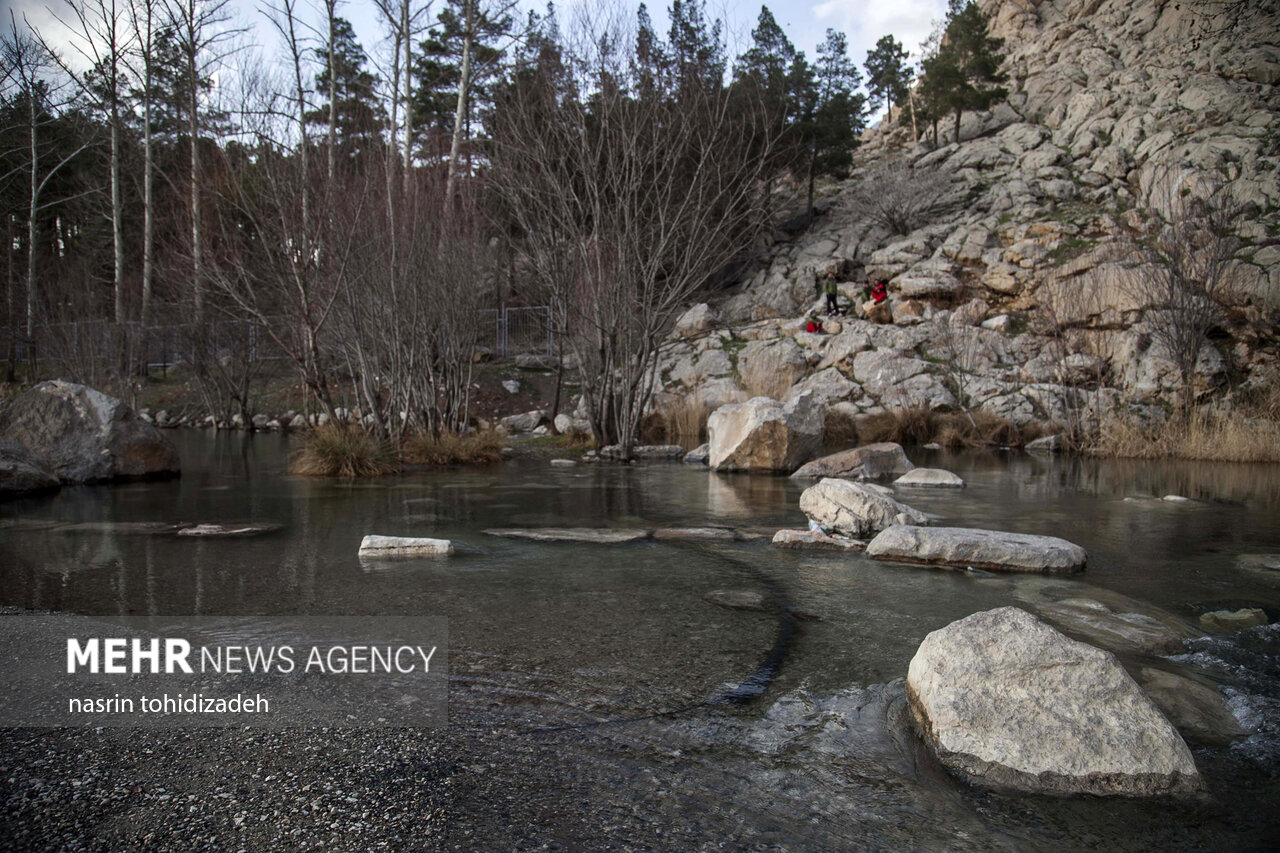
[954,107,962,144]
[326,0,337,182]
[140,21,154,329]
[188,31,203,323]
[444,0,473,212]
[110,67,124,323]
[400,0,414,196]
[26,89,38,377]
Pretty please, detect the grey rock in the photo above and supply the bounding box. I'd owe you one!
[894,468,964,488]
[501,379,521,394]
[358,535,454,556]
[1199,608,1268,633]
[707,392,824,473]
[703,589,768,612]
[1035,597,1194,656]
[514,353,556,370]
[549,458,577,467]
[908,607,1202,796]
[653,527,738,541]
[683,443,710,465]
[674,303,717,338]
[771,529,866,552]
[0,438,60,498]
[501,410,547,433]
[176,523,282,538]
[867,525,1086,574]
[791,442,914,480]
[799,479,928,539]
[0,380,180,484]
[1026,433,1066,454]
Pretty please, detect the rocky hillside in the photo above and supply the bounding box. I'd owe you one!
[653,0,1279,434]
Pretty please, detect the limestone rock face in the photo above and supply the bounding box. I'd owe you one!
[907,607,1203,796]
[674,303,716,338]
[791,442,914,480]
[0,381,180,484]
[867,525,1086,573]
[799,478,928,538]
[707,392,824,473]
[0,438,60,498]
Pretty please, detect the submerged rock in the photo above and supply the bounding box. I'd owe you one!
[483,528,652,543]
[894,468,964,488]
[1135,667,1250,748]
[1199,608,1269,633]
[799,479,928,539]
[771,529,865,552]
[652,527,738,541]
[1035,597,1194,655]
[908,607,1202,797]
[0,438,60,498]
[176,523,283,538]
[0,380,180,484]
[358,535,454,556]
[703,589,769,612]
[683,443,710,465]
[790,442,914,480]
[868,525,1086,574]
[707,392,824,473]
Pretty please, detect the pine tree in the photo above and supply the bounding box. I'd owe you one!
[863,34,913,116]
[308,17,382,163]
[933,0,1007,143]
[667,0,724,96]
[797,29,865,219]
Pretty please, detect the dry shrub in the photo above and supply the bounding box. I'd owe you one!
[291,424,399,477]
[643,397,713,449]
[402,430,504,466]
[1089,412,1280,463]
[856,407,936,445]
[823,406,859,447]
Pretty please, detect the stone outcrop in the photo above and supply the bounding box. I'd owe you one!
[0,438,60,498]
[799,479,928,539]
[791,442,914,480]
[867,525,1086,573]
[907,607,1202,796]
[707,392,823,473]
[0,381,180,484]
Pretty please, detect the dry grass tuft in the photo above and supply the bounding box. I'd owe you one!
[823,406,859,447]
[1089,411,1280,463]
[291,424,399,477]
[740,363,796,402]
[643,397,714,449]
[851,407,1050,448]
[402,430,505,466]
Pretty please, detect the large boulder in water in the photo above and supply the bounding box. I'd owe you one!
[707,392,823,473]
[799,478,928,538]
[790,442,914,480]
[868,525,1086,574]
[0,380,180,484]
[0,437,60,498]
[907,607,1202,797]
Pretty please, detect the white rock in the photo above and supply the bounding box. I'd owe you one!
[791,442,914,480]
[707,392,824,473]
[867,525,1086,574]
[502,379,521,394]
[907,607,1202,796]
[358,535,454,556]
[674,303,717,338]
[894,468,965,488]
[799,478,928,539]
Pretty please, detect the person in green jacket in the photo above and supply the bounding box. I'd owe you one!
[821,271,842,316]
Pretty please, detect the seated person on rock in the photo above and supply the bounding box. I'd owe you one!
[804,313,824,334]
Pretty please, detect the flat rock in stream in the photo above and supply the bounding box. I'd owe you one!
[908,607,1202,797]
[358,535,454,556]
[1035,597,1195,656]
[790,442,914,480]
[771,529,865,552]
[177,523,283,538]
[799,479,928,539]
[867,525,1086,574]
[1199,608,1269,632]
[483,528,652,543]
[703,589,769,612]
[894,468,964,488]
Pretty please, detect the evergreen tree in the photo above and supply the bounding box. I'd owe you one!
[931,0,1007,143]
[864,34,913,116]
[667,0,724,95]
[797,28,865,219]
[411,0,513,156]
[307,17,382,162]
[632,3,666,99]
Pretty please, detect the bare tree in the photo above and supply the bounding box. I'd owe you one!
[842,158,957,237]
[489,7,780,458]
[37,0,133,324]
[2,13,93,376]
[1120,171,1245,416]
[128,0,157,326]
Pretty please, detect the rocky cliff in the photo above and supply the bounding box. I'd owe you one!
[655,0,1279,434]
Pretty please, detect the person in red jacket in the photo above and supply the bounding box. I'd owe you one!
[804,313,824,334]
[870,279,888,304]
